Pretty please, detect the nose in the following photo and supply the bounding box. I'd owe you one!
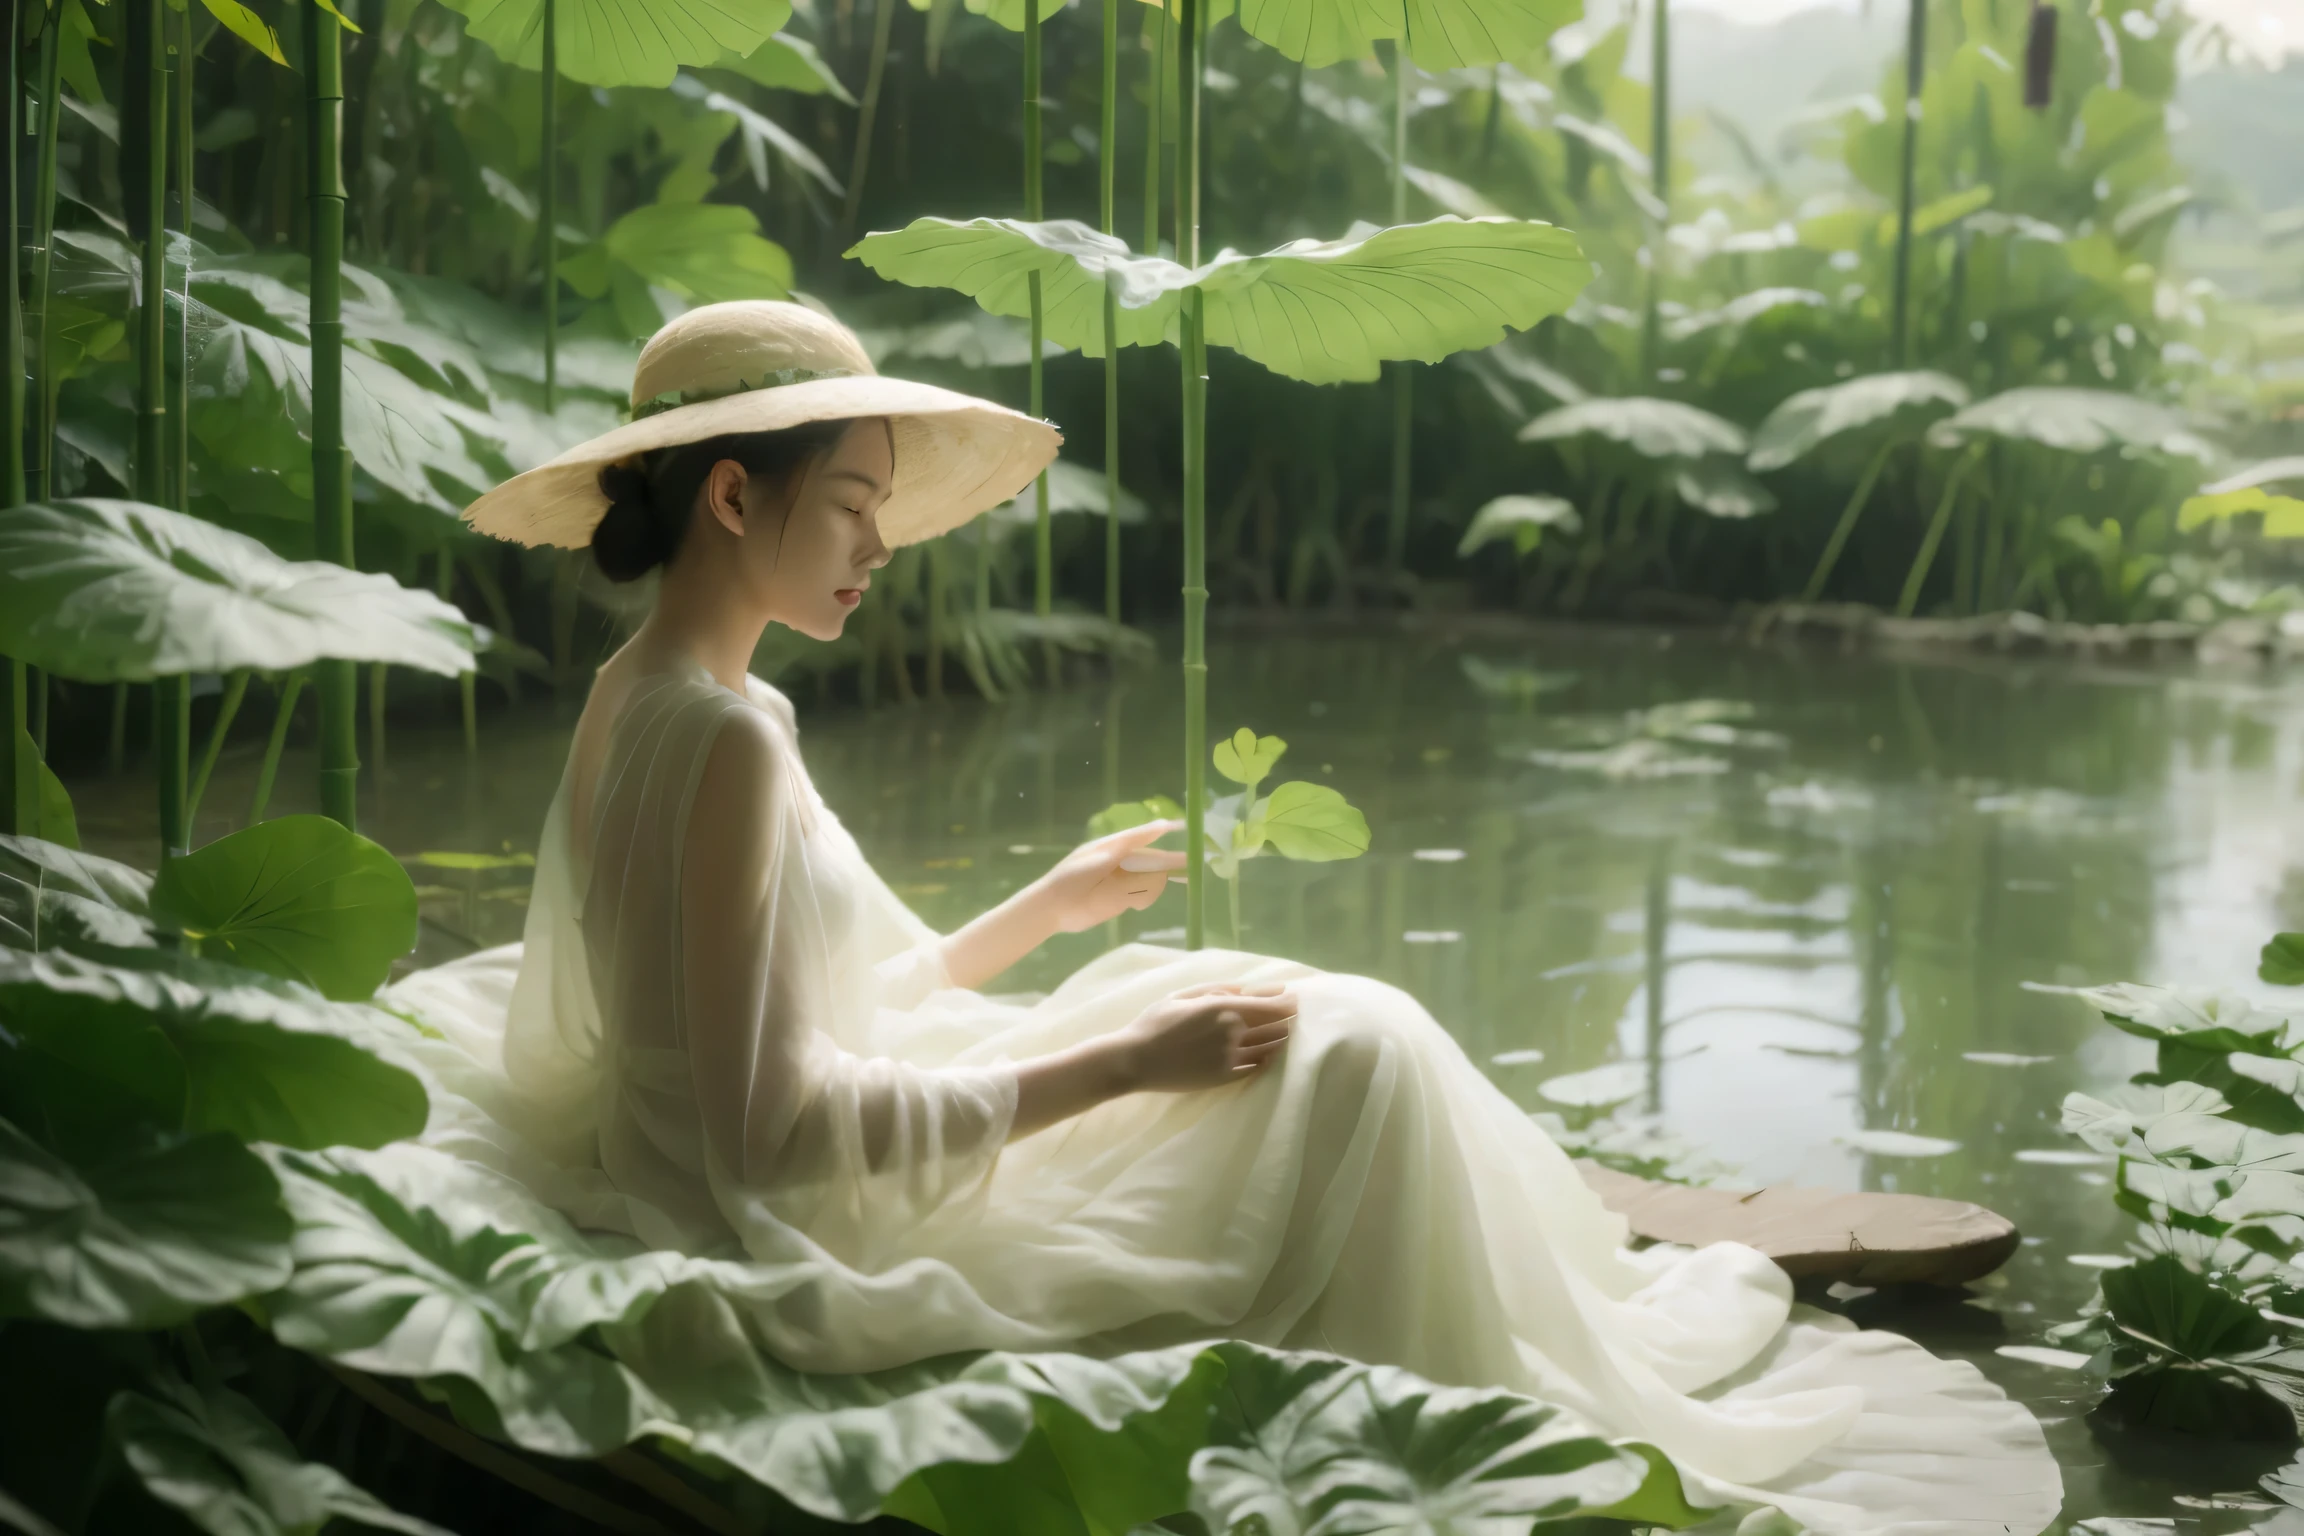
[861,514,893,570]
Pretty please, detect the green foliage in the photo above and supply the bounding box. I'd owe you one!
[436,0,794,87]
[1521,397,1747,461]
[1926,387,2217,461]
[1234,0,1578,71]
[851,214,1593,383]
[107,1370,455,1536]
[150,817,420,1001]
[1746,371,1969,473]
[2264,935,2304,988]
[0,1115,293,1330]
[1459,494,1579,557]
[0,500,476,683]
[0,834,155,955]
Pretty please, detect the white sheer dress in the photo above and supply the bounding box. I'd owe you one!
[386,658,2063,1536]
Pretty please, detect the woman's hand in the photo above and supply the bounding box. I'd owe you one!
[937,821,1185,992]
[1113,982,1297,1093]
[1028,820,1187,935]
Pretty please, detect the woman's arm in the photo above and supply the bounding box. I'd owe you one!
[1007,981,1299,1138]
[935,820,1186,992]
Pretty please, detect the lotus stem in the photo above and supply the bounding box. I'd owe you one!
[155,678,190,857]
[369,662,387,773]
[1228,858,1241,949]
[540,0,557,408]
[928,538,946,700]
[174,0,192,506]
[1889,0,1926,368]
[1384,46,1412,572]
[1024,0,1051,664]
[1177,0,1205,948]
[110,684,130,775]
[307,2,358,830]
[248,672,304,824]
[185,669,249,830]
[1896,444,1982,618]
[1801,439,1893,602]
[0,3,31,836]
[438,544,478,753]
[841,0,896,234]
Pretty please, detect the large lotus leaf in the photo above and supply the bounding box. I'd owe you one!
[2099,1253,2274,1361]
[1747,371,1971,472]
[2062,1082,2232,1161]
[850,216,1591,384]
[0,948,429,1151]
[1233,0,1577,71]
[583,200,795,306]
[2078,982,2300,1055]
[0,501,476,684]
[847,219,1188,359]
[1520,397,1746,460]
[1187,1342,1666,1533]
[0,1114,291,1330]
[1925,387,2218,461]
[0,833,156,955]
[1254,782,1372,862]
[150,817,419,1002]
[108,1372,453,1536]
[1190,217,1591,385]
[960,0,1066,31]
[434,0,790,86]
[714,30,855,102]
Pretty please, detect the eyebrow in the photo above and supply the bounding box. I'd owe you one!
[821,468,886,492]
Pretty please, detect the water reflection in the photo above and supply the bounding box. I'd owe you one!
[64,623,2304,1519]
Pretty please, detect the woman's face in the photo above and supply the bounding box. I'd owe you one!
[714,420,895,642]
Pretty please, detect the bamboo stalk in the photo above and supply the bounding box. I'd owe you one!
[1102,0,1121,627]
[1384,44,1411,571]
[841,0,896,233]
[1639,0,1669,381]
[540,0,557,408]
[174,0,192,504]
[31,6,61,502]
[1801,439,1893,601]
[1177,0,1204,948]
[1025,0,1051,654]
[1888,0,1926,367]
[307,5,359,830]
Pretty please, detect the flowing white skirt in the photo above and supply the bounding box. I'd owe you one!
[385,938,2062,1536]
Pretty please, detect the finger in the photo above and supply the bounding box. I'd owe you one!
[1099,819,1185,854]
[1237,1033,1291,1060]
[1237,1016,1293,1044]
[1211,996,1297,1024]
[1116,850,1189,873]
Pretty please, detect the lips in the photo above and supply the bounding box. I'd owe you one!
[834,587,864,607]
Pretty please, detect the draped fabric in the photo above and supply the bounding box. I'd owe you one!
[384,660,2062,1536]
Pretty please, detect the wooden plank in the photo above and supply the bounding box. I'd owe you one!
[1577,1161,2021,1288]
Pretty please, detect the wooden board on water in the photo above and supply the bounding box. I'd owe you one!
[1577,1162,2021,1287]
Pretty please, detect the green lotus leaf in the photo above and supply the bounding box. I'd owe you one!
[434,0,791,87]
[1087,797,1186,838]
[1254,781,1371,862]
[0,833,157,956]
[150,817,419,1001]
[591,199,796,306]
[1671,459,1777,519]
[713,29,854,102]
[1186,1344,1664,1532]
[0,948,429,1151]
[1747,370,1971,472]
[990,458,1149,529]
[0,500,476,684]
[0,1114,291,1330]
[1924,386,2219,461]
[2078,982,2301,1056]
[1233,0,1577,71]
[1519,397,1748,460]
[1664,286,1825,344]
[2203,457,2304,496]
[2265,935,2304,987]
[849,215,1592,384]
[108,1371,453,1536]
[2099,1253,2274,1361]
[2061,1082,2232,1161]
[667,73,845,198]
[847,218,1187,358]
[1459,494,1579,557]
[962,0,1066,31]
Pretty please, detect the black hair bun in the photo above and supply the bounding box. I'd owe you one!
[591,463,667,582]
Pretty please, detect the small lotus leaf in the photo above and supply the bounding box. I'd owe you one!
[1459,495,1579,557]
[1213,729,1287,791]
[1746,370,1970,472]
[1519,397,1748,460]
[1254,781,1370,861]
[1925,387,2218,461]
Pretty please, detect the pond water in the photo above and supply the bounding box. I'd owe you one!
[67,619,2304,1524]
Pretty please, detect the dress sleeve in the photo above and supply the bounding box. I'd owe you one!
[677,705,1018,1261]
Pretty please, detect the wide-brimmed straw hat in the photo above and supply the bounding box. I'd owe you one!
[461,300,1062,549]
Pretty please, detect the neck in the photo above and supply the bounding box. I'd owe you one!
[635,550,771,694]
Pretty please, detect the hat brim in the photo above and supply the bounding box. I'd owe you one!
[460,375,1062,550]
